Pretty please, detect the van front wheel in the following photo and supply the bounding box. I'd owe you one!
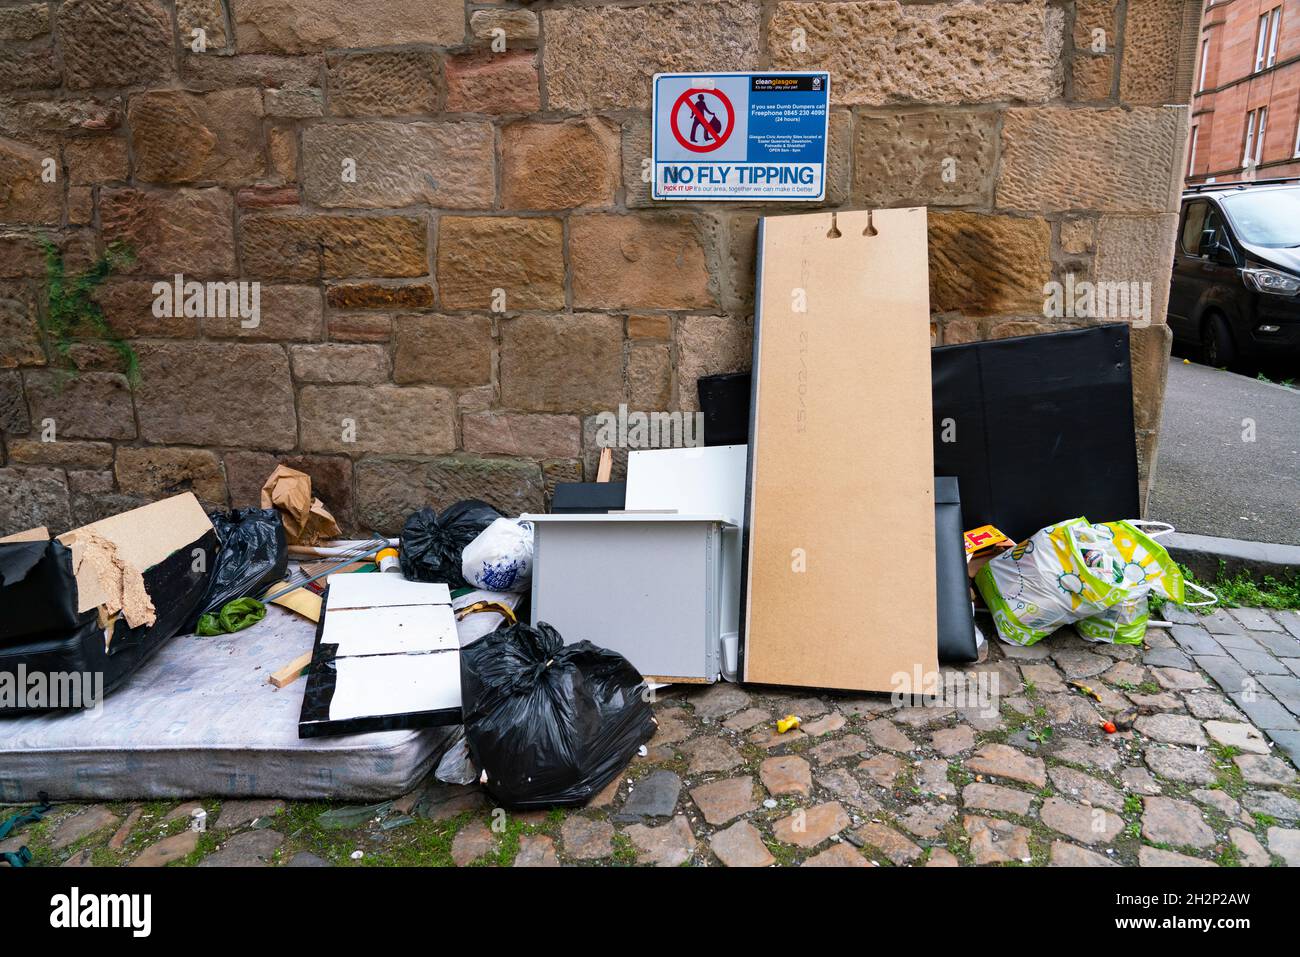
[1201,312,1237,369]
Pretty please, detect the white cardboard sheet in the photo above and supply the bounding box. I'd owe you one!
[325,573,451,609]
[321,604,458,656]
[326,652,462,722]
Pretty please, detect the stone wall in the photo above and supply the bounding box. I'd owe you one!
[0,0,1200,536]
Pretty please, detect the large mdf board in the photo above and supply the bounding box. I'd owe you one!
[744,208,938,692]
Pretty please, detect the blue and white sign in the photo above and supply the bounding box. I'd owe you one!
[652,72,830,202]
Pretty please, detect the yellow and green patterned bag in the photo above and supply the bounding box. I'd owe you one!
[1075,520,1215,644]
[974,517,1129,646]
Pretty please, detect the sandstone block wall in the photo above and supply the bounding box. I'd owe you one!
[0,0,1200,535]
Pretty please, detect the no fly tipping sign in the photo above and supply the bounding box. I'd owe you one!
[652,72,830,201]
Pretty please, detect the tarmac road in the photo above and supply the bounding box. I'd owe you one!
[1148,357,1300,545]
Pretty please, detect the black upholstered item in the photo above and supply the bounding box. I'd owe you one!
[935,477,979,663]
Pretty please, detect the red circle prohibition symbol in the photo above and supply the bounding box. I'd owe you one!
[670,88,735,153]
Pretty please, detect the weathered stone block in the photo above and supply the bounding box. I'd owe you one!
[135,342,296,449]
[997,107,1183,213]
[929,212,1052,316]
[191,284,321,342]
[853,111,997,208]
[326,50,441,117]
[437,217,564,310]
[237,185,300,210]
[303,122,494,209]
[626,343,672,410]
[7,439,113,469]
[58,0,174,90]
[713,213,759,315]
[621,115,652,208]
[0,4,50,41]
[63,137,129,186]
[234,0,464,53]
[264,87,323,119]
[570,214,713,310]
[1059,218,1097,255]
[1073,54,1115,102]
[1129,323,1172,436]
[544,1,761,111]
[290,344,389,384]
[355,455,545,533]
[181,53,322,93]
[392,314,492,387]
[24,370,135,440]
[115,446,227,504]
[0,137,60,224]
[327,313,391,343]
[129,89,266,186]
[1120,0,1188,105]
[470,9,539,43]
[824,110,852,207]
[1074,0,1117,53]
[326,283,433,311]
[444,50,540,115]
[90,280,197,339]
[0,97,121,139]
[0,43,60,91]
[240,213,427,280]
[176,0,229,51]
[462,412,582,459]
[501,119,620,210]
[0,370,29,434]
[66,186,93,226]
[268,127,297,183]
[1095,214,1178,326]
[675,314,751,412]
[769,1,1062,106]
[101,188,236,275]
[0,281,43,367]
[0,467,70,536]
[628,315,671,340]
[299,384,455,454]
[500,314,624,413]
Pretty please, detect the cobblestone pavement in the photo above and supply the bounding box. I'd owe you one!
[5,608,1299,867]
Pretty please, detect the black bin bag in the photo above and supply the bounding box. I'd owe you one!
[186,508,287,630]
[460,621,658,809]
[399,500,502,588]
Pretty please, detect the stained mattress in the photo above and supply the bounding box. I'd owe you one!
[0,605,457,802]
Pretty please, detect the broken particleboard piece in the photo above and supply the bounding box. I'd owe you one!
[596,447,613,482]
[744,208,937,693]
[0,526,49,543]
[270,651,313,688]
[56,493,213,629]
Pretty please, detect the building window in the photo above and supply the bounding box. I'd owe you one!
[1267,7,1282,69]
[1294,111,1300,158]
[1188,124,1199,175]
[1243,108,1268,167]
[1255,12,1270,72]
[1199,38,1210,91]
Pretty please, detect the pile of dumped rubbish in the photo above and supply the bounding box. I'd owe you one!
[0,208,1216,834]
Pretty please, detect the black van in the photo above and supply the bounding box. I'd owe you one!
[1168,179,1300,370]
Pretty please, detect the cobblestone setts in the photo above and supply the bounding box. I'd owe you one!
[9,609,1299,867]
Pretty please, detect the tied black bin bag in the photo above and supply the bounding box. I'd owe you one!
[399,500,502,588]
[186,508,288,631]
[461,621,657,809]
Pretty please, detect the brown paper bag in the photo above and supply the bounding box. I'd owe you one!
[260,465,341,546]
